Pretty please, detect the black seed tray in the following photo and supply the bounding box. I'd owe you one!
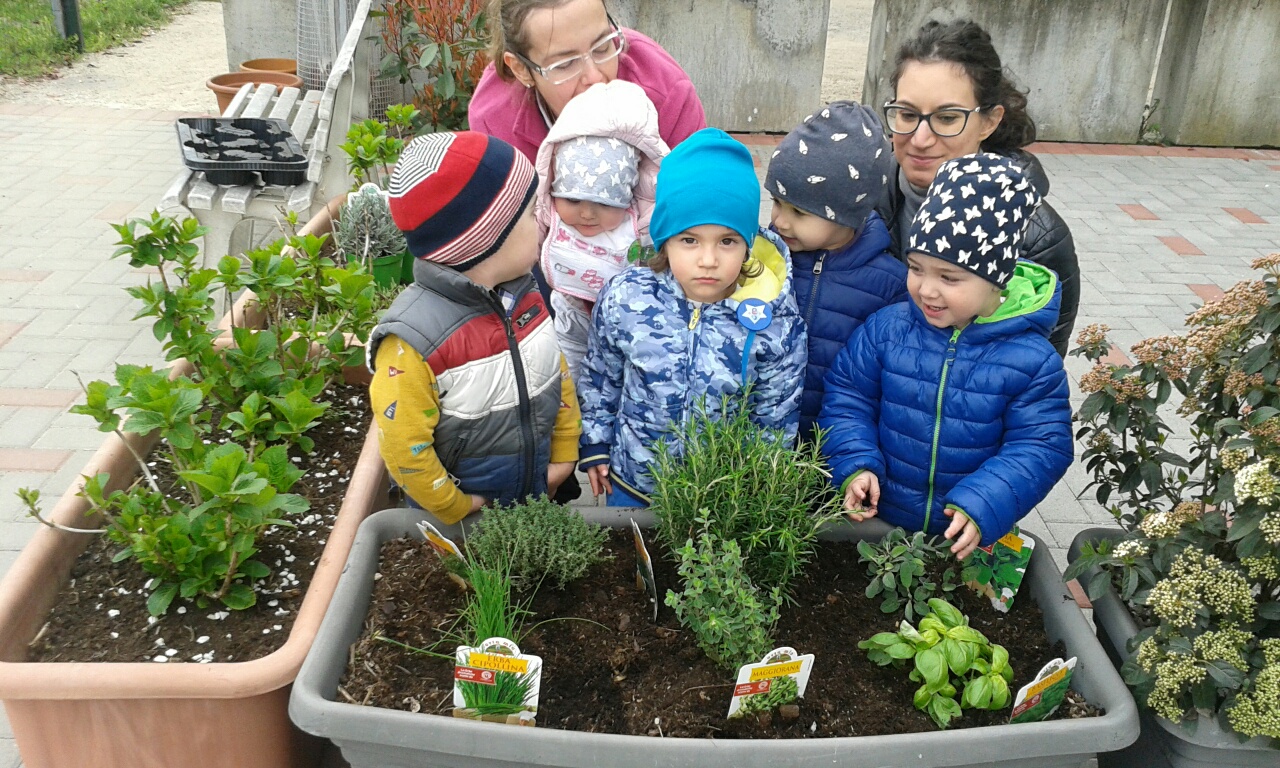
[176,117,308,186]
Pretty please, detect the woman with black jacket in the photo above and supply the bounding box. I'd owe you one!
[874,19,1079,357]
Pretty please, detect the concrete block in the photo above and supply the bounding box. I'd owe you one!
[613,0,829,132]
[223,0,297,70]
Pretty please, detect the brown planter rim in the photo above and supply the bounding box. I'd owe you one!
[239,58,299,75]
[0,197,382,701]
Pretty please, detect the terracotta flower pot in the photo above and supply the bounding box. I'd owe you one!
[240,57,299,76]
[207,71,304,114]
[0,202,386,768]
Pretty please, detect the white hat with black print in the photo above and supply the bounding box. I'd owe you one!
[906,152,1041,288]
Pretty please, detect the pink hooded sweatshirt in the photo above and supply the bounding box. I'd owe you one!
[533,80,669,244]
[468,28,706,163]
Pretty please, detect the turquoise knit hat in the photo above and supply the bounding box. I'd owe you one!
[650,128,760,252]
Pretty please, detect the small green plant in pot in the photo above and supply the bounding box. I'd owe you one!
[859,528,961,621]
[334,183,411,289]
[1064,253,1280,742]
[460,495,609,591]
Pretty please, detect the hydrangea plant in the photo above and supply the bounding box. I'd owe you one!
[1064,254,1280,741]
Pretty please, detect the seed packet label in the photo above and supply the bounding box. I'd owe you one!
[631,518,658,622]
[1010,657,1076,723]
[454,638,543,713]
[415,519,465,562]
[726,646,815,719]
[962,526,1033,612]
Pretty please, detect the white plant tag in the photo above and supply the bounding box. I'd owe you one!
[1010,657,1077,723]
[416,519,465,562]
[727,646,815,719]
[630,518,658,622]
[454,637,542,723]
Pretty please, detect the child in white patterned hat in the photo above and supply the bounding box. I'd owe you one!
[533,81,669,385]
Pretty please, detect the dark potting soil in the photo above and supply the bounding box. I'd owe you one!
[27,384,371,665]
[341,531,1103,738]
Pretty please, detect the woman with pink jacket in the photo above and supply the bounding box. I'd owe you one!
[468,0,706,164]
[532,79,669,385]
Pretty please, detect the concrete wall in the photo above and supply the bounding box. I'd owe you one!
[223,0,297,71]
[1156,0,1280,147]
[864,0,1280,147]
[863,0,1169,144]
[612,0,829,132]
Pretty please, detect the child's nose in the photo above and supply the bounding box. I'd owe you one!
[696,246,718,268]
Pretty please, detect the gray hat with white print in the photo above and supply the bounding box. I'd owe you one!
[765,101,891,230]
[552,135,640,209]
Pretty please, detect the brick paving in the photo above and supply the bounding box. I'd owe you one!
[1,102,1279,766]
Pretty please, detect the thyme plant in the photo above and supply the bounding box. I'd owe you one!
[1063,253,1280,739]
[463,495,609,590]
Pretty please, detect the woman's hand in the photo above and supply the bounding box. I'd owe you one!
[844,472,880,522]
[587,464,613,497]
[943,507,981,560]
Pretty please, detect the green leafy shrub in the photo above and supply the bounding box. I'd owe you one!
[859,528,961,621]
[664,528,782,671]
[649,394,842,598]
[463,495,609,590]
[339,104,419,190]
[1063,254,1280,739]
[859,598,1014,729]
[376,1,487,132]
[334,184,408,271]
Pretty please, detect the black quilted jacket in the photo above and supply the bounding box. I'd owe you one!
[876,150,1080,357]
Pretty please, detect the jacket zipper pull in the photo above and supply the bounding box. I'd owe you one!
[813,253,825,275]
[688,304,702,330]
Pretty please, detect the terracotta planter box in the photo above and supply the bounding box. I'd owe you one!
[0,200,386,768]
[1068,528,1279,768]
[290,509,1140,768]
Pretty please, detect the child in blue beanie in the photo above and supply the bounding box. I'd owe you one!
[819,153,1073,559]
[577,128,807,505]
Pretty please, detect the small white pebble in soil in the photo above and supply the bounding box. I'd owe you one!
[274,609,289,617]
[152,656,169,663]
[263,628,271,634]
[176,607,186,615]
[285,555,296,563]
[107,609,120,618]
[196,635,210,644]
[147,616,157,625]
[273,625,282,631]
[268,600,279,607]
[95,602,102,610]
[207,611,230,621]
[290,457,301,463]
[154,638,166,647]
[110,632,119,639]
[164,649,177,657]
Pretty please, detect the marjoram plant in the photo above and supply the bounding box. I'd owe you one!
[18,211,376,615]
[860,598,1014,729]
[1063,253,1280,740]
[859,527,961,621]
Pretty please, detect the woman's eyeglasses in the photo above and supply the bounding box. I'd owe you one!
[883,104,987,138]
[516,21,626,86]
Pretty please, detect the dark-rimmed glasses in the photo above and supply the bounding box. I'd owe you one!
[883,103,987,138]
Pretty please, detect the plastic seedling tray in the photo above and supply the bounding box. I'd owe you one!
[176,117,308,186]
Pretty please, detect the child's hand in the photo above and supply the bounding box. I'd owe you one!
[587,464,613,497]
[546,461,576,496]
[943,507,980,560]
[468,495,487,514]
[844,473,880,522]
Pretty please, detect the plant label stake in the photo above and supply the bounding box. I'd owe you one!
[1010,657,1077,723]
[961,526,1034,612]
[727,646,814,719]
[415,519,469,589]
[631,519,658,622]
[453,637,542,726]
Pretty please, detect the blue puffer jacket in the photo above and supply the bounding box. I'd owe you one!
[579,229,806,499]
[788,211,907,441]
[818,261,1073,546]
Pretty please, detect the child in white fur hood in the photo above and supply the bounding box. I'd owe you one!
[534,80,670,384]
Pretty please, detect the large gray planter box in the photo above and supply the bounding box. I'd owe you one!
[1068,528,1278,768]
[291,508,1138,768]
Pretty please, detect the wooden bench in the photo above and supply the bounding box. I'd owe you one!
[160,0,374,264]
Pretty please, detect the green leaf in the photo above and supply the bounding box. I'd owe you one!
[915,646,947,686]
[221,583,256,611]
[886,642,917,660]
[962,675,992,709]
[927,599,964,628]
[147,582,179,616]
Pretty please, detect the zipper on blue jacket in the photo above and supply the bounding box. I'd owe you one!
[683,299,702,419]
[493,295,536,497]
[923,328,962,532]
[802,252,825,326]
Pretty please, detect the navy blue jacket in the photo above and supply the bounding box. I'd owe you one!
[789,211,907,441]
[818,262,1073,546]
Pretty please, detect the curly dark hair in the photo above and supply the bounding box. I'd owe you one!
[890,19,1036,153]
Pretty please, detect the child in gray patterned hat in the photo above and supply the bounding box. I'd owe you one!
[819,152,1072,561]
[533,80,669,385]
[764,101,908,442]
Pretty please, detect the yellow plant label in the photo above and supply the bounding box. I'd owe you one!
[1023,665,1068,700]
[997,532,1023,552]
[469,652,529,675]
[749,660,803,682]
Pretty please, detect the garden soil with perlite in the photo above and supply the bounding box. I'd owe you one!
[341,530,1100,738]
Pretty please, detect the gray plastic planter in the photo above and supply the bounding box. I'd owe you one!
[291,509,1139,768]
[1068,528,1278,768]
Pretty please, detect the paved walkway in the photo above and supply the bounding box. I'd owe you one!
[0,102,1279,765]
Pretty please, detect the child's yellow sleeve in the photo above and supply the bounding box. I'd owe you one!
[369,336,471,524]
[551,355,582,464]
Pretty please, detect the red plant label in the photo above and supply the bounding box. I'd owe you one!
[454,666,496,686]
[734,680,772,697]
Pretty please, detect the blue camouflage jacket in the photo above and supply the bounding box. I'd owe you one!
[788,211,907,442]
[818,261,1073,546]
[579,229,807,499]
